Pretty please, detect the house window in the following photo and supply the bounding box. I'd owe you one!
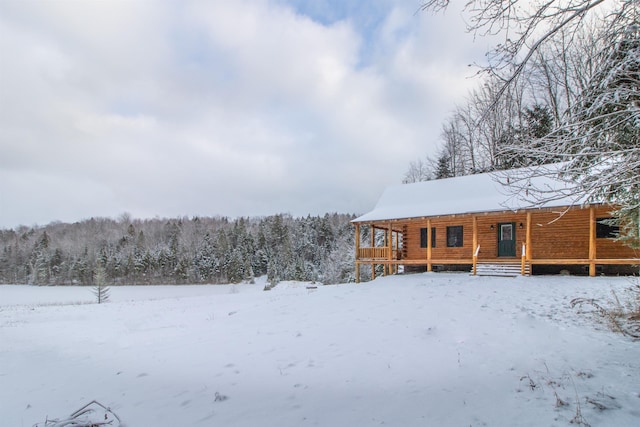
[596,217,619,238]
[420,227,436,248]
[447,226,463,247]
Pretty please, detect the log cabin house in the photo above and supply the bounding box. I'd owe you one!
[352,167,640,281]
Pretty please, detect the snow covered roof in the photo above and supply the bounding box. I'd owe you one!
[353,165,587,223]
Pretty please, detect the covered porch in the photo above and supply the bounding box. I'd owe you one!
[354,206,640,282]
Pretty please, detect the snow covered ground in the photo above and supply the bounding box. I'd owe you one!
[1,274,639,427]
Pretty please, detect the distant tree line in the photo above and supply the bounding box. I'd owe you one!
[0,213,371,286]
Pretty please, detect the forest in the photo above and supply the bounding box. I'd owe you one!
[0,213,369,286]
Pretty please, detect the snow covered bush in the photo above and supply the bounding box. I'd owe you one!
[571,280,640,339]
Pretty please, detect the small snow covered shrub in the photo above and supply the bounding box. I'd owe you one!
[571,279,640,339]
[33,400,122,427]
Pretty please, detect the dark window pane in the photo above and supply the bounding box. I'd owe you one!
[596,217,619,239]
[420,228,428,248]
[447,226,463,247]
[501,223,513,241]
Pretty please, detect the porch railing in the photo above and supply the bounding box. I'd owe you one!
[358,247,390,260]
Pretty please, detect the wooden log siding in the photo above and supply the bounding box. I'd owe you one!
[402,225,409,260]
[530,209,589,260]
[405,216,477,262]
[592,206,640,259]
[354,204,639,281]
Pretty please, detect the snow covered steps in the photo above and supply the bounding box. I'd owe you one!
[474,262,530,277]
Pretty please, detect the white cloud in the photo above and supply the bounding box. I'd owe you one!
[0,0,486,228]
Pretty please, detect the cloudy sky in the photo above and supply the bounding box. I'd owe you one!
[0,0,487,228]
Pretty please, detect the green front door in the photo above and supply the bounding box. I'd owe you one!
[498,222,516,257]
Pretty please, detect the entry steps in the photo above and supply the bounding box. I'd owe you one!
[474,262,530,277]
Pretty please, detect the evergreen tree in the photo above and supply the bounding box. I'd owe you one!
[435,153,452,179]
[497,104,556,168]
[29,231,51,285]
[92,264,110,303]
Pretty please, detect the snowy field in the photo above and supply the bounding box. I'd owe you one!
[1,274,639,427]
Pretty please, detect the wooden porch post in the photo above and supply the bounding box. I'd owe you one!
[371,225,375,280]
[386,223,393,275]
[589,205,596,277]
[355,223,360,283]
[472,216,478,275]
[526,212,532,260]
[427,219,432,272]
[392,231,398,275]
[525,212,532,275]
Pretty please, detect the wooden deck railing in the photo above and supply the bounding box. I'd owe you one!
[357,247,390,260]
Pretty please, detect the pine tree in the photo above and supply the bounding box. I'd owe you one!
[435,153,452,179]
[92,265,110,304]
[29,231,51,285]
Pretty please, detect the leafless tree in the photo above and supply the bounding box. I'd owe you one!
[421,0,640,246]
[402,158,434,183]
